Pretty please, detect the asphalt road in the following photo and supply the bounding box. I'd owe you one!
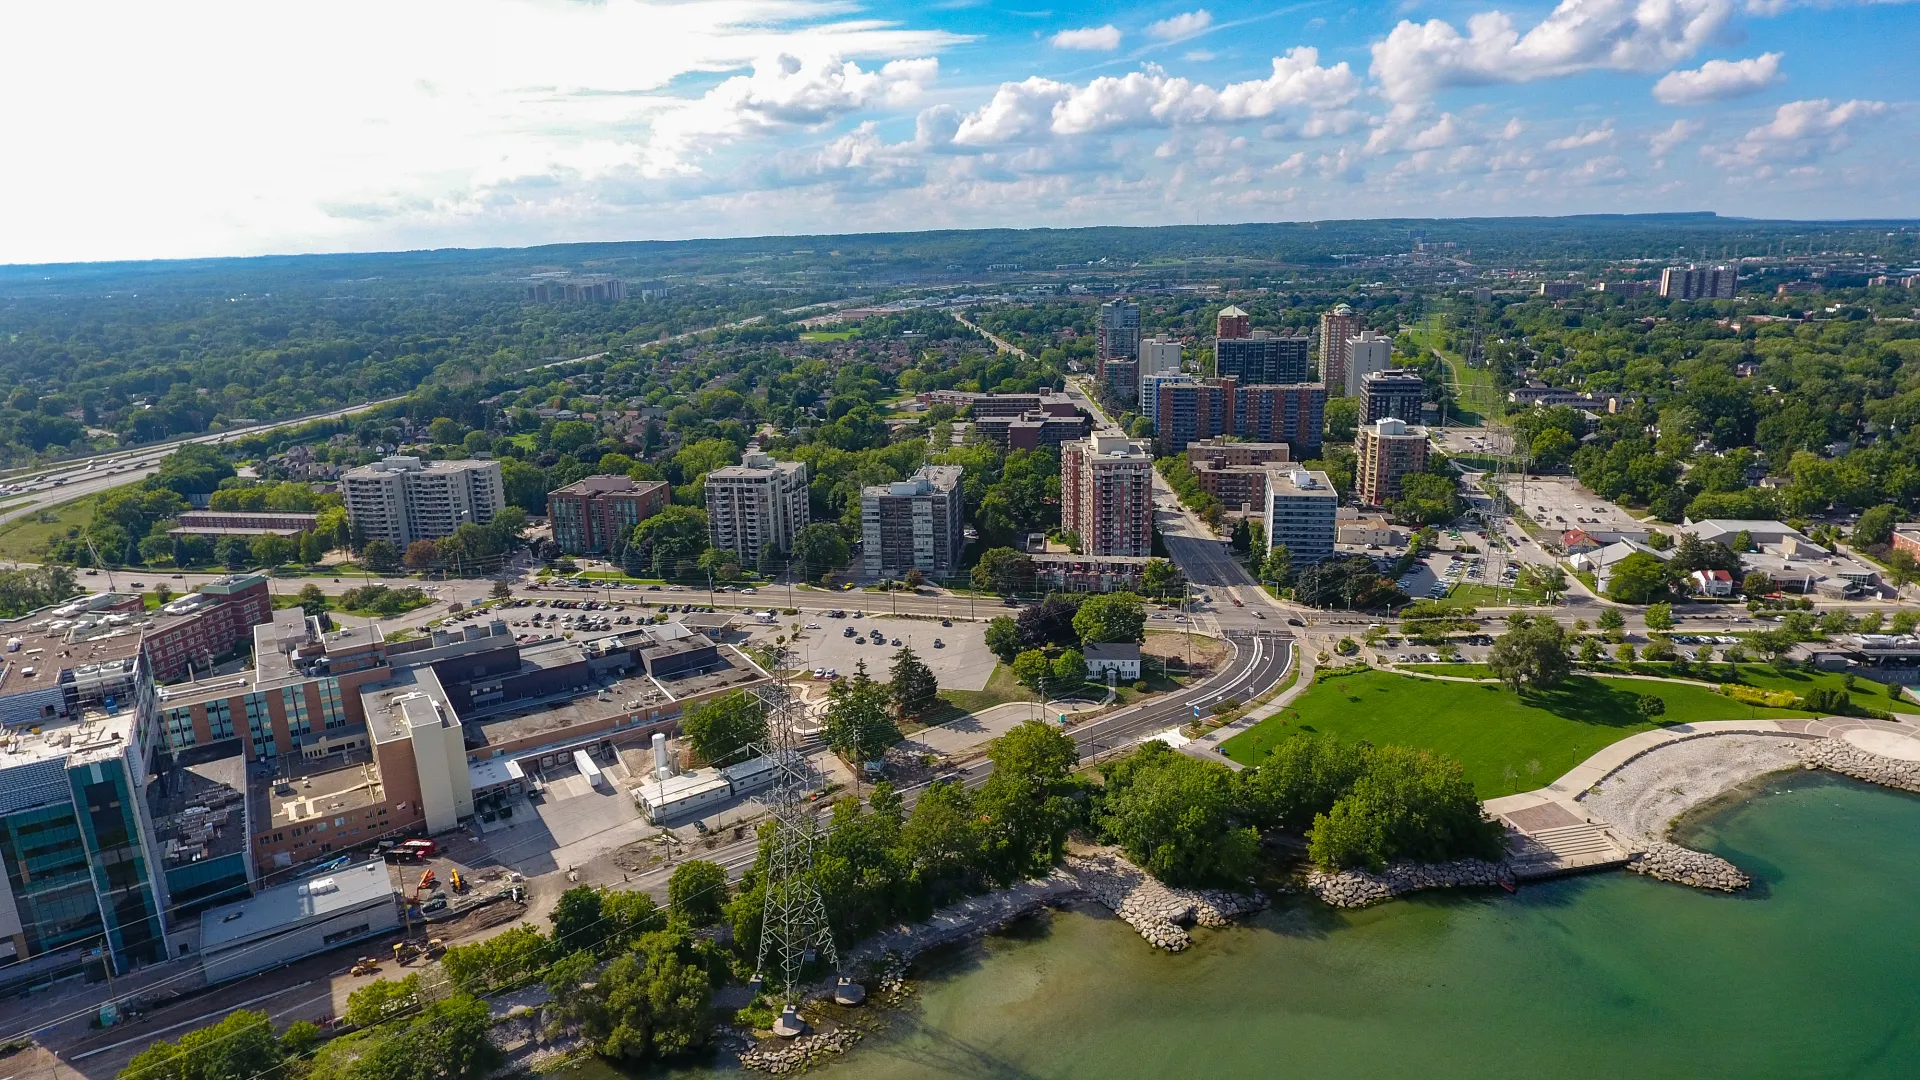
[621,624,1295,888]
[0,396,410,534]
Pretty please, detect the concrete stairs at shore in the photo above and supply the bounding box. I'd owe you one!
[1497,802,1631,879]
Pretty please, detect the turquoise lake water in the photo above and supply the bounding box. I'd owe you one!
[633,771,1920,1078]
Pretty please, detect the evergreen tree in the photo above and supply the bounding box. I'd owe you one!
[889,646,940,720]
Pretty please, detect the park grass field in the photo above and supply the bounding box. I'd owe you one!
[1407,314,1500,425]
[0,492,110,561]
[1220,668,1813,797]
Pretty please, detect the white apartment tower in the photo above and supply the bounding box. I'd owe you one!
[1343,331,1394,397]
[1063,432,1155,558]
[343,457,505,547]
[704,450,809,566]
[1264,467,1338,566]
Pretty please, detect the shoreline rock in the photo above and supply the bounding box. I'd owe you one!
[1624,839,1749,890]
[1801,737,1920,793]
[1304,859,1511,909]
[1063,848,1266,951]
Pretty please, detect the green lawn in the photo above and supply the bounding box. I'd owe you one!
[799,329,857,342]
[937,663,1034,716]
[1219,669,1813,797]
[0,491,114,561]
[1402,661,1906,706]
[1407,315,1499,424]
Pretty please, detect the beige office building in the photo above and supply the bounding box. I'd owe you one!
[1355,418,1431,507]
[343,456,505,547]
[704,451,809,566]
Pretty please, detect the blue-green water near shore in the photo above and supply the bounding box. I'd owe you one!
[632,772,1920,1078]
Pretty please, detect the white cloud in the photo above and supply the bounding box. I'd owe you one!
[1051,25,1123,50]
[942,49,1359,146]
[0,0,969,261]
[1147,10,1214,40]
[1653,53,1784,104]
[648,55,938,172]
[1649,118,1704,159]
[1370,0,1734,103]
[1546,122,1616,150]
[1712,97,1889,163]
[1184,49,1219,61]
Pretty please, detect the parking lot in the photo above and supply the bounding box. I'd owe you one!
[1503,476,1648,538]
[773,614,995,690]
[1399,544,1521,601]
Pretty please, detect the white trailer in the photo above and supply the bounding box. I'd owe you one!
[573,748,606,791]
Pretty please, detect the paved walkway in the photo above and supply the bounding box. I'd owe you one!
[1484,715,1920,820]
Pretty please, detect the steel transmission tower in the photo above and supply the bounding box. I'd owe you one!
[747,662,838,1000]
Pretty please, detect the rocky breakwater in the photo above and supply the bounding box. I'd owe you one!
[738,1027,862,1075]
[1065,848,1266,951]
[1802,737,1920,793]
[1305,859,1510,908]
[1626,839,1749,891]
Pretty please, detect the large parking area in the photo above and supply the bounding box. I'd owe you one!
[1503,476,1648,537]
[1398,546,1520,601]
[766,614,995,690]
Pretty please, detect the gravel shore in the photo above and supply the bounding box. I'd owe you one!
[1580,733,1807,842]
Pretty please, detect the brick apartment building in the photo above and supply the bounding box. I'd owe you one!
[547,476,670,555]
[1154,379,1326,455]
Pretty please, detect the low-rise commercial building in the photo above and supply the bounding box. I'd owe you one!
[197,860,398,984]
[1028,554,1151,593]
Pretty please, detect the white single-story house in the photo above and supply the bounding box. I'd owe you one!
[1689,569,1734,597]
[1084,642,1143,681]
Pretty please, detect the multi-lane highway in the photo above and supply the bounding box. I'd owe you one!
[0,396,409,532]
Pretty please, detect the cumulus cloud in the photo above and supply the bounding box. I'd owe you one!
[1653,52,1784,104]
[1711,97,1888,164]
[1546,122,1616,150]
[1649,118,1704,160]
[1147,10,1214,40]
[648,54,938,171]
[1370,0,1734,103]
[1051,25,1123,50]
[939,49,1359,146]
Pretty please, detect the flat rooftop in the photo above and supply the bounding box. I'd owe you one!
[151,749,248,866]
[254,753,384,831]
[199,859,394,953]
[0,704,138,772]
[463,647,768,751]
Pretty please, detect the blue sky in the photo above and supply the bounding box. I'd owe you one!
[1,0,1912,262]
